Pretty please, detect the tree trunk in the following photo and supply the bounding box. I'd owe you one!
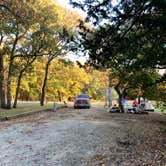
[0,52,6,108]
[115,87,124,113]
[13,56,37,108]
[138,96,141,104]
[108,87,112,107]
[6,32,18,109]
[40,61,50,106]
[6,59,13,109]
[13,70,23,108]
[57,90,62,102]
[114,80,124,113]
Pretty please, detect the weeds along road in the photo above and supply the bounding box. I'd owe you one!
[0,103,165,166]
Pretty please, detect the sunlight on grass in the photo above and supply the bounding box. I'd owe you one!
[0,103,54,117]
[155,108,166,113]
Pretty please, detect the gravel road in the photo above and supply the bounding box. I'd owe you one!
[0,104,165,166]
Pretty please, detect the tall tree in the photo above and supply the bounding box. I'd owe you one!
[13,56,38,108]
[70,0,166,112]
[0,35,6,108]
[0,0,37,108]
[38,2,80,106]
[1,0,76,108]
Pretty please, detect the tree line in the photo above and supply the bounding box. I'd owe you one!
[9,58,108,103]
[1,0,107,109]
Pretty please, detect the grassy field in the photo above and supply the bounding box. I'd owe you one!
[0,103,55,117]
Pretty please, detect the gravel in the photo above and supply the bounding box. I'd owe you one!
[0,104,165,166]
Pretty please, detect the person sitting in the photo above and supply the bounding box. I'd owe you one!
[111,104,120,112]
[132,100,138,107]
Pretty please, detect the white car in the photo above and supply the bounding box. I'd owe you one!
[122,100,135,112]
[142,102,155,111]
[137,101,155,112]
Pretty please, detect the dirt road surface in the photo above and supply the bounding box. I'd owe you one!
[0,103,166,166]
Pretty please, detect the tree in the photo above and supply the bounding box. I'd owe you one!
[13,56,38,108]
[39,27,69,106]
[70,0,166,112]
[0,36,6,108]
[0,0,80,108]
[38,2,80,106]
[0,0,39,108]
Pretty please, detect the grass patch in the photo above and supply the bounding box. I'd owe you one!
[153,101,166,113]
[155,108,166,113]
[0,103,55,117]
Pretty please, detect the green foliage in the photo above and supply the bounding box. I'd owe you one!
[70,0,166,103]
[16,58,108,101]
[0,0,84,108]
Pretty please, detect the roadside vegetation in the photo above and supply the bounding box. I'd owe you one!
[155,102,166,113]
[0,103,54,117]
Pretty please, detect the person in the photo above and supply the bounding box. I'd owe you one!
[111,104,120,112]
[52,102,57,112]
[132,100,138,107]
[140,100,145,112]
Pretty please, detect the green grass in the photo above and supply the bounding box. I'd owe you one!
[155,108,166,113]
[0,103,55,117]
[152,101,166,113]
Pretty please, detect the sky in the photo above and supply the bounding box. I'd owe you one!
[57,0,70,7]
[56,0,88,63]
[57,0,119,9]
[57,0,86,17]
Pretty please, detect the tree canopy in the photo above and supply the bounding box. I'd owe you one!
[0,0,84,108]
[70,0,166,110]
